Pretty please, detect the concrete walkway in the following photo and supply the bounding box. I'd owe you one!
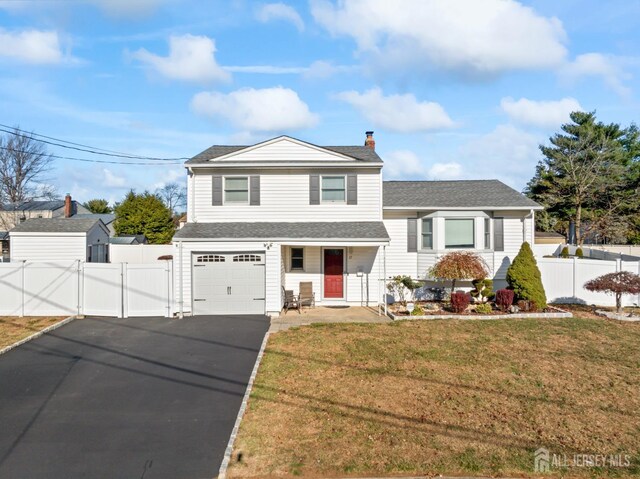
[270,306,390,332]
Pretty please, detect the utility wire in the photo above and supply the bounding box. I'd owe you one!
[0,124,191,162]
[0,145,183,166]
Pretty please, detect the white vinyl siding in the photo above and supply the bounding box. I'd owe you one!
[382,210,418,278]
[10,235,88,262]
[191,168,381,222]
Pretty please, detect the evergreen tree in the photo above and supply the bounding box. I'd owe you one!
[506,242,547,310]
[82,198,112,214]
[114,191,175,244]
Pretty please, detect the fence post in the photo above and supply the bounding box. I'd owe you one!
[165,261,171,318]
[122,262,128,319]
[615,258,621,273]
[20,261,25,318]
[77,260,83,317]
[572,257,577,299]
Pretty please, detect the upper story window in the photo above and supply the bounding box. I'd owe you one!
[421,218,433,250]
[445,218,475,249]
[224,177,249,204]
[321,176,345,202]
[290,247,304,270]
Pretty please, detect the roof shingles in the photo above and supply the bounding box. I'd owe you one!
[10,217,100,233]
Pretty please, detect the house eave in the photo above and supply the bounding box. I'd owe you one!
[173,237,390,245]
[187,161,383,169]
[383,206,544,211]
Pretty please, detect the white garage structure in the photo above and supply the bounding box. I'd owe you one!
[191,251,265,315]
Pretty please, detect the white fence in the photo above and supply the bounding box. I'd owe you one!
[109,244,173,264]
[0,261,173,317]
[538,257,640,307]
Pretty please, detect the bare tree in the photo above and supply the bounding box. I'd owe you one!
[0,127,55,204]
[155,182,186,214]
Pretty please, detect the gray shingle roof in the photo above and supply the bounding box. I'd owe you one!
[109,236,139,244]
[186,139,382,165]
[174,222,389,241]
[1,200,66,212]
[10,217,100,233]
[383,180,542,209]
[74,213,115,225]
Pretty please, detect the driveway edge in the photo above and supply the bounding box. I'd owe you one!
[217,330,270,479]
[0,316,76,356]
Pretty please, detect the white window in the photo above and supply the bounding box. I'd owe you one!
[290,247,304,270]
[484,218,491,249]
[445,219,475,249]
[224,177,249,204]
[321,176,346,202]
[421,218,433,249]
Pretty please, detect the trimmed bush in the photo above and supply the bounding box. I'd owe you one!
[506,242,548,310]
[560,246,570,258]
[470,278,494,303]
[576,247,584,258]
[450,291,471,313]
[495,288,515,311]
[475,303,492,314]
[411,305,425,316]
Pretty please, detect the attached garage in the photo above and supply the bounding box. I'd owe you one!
[191,252,265,315]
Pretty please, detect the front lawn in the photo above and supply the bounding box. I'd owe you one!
[229,318,640,478]
[0,316,68,349]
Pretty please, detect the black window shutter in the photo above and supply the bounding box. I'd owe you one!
[309,175,320,205]
[250,176,260,205]
[347,173,357,205]
[212,176,223,206]
[494,218,504,251]
[407,218,417,252]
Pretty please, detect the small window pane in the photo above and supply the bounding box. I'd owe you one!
[225,177,248,190]
[421,218,433,249]
[225,190,248,202]
[445,219,474,249]
[484,218,491,249]
[291,248,304,270]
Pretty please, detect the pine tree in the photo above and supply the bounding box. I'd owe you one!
[506,242,547,309]
[114,191,175,244]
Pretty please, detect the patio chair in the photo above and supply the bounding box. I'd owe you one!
[299,282,315,309]
[282,287,301,314]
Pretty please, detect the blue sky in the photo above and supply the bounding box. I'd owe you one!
[0,0,638,204]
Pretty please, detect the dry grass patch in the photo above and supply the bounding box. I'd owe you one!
[0,316,68,349]
[229,318,640,478]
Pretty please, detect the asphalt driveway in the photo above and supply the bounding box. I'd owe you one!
[0,315,270,479]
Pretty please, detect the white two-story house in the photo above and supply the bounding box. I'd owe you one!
[173,133,542,317]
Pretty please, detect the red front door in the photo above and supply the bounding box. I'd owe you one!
[324,249,344,298]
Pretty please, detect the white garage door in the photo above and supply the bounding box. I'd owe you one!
[192,252,265,315]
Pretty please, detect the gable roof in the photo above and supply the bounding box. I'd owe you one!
[74,213,116,225]
[383,180,542,210]
[10,217,102,234]
[186,136,382,165]
[1,200,66,212]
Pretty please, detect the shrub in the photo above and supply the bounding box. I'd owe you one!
[470,278,494,303]
[387,275,422,306]
[428,252,489,295]
[475,303,493,314]
[495,288,515,311]
[584,271,640,313]
[517,299,537,312]
[450,291,471,313]
[506,242,547,310]
[411,305,425,316]
[560,246,570,258]
[576,247,584,258]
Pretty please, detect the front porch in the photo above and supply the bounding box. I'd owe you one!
[270,305,389,332]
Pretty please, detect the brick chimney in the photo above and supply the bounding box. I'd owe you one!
[364,131,375,150]
[64,193,72,218]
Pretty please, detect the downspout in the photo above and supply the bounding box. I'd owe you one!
[383,245,387,317]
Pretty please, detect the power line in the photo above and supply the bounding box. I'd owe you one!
[0,124,191,162]
[0,145,183,166]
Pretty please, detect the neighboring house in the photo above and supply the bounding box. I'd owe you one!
[109,234,148,245]
[75,213,116,236]
[9,217,110,262]
[173,133,542,316]
[0,195,90,231]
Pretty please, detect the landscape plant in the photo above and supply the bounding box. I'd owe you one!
[428,252,488,296]
[584,271,640,313]
[475,303,492,314]
[506,242,547,310]
[470,278,494,303]
[495,288,515,311]
[560,246,570,258]
[387,275,422,307]
[450,291,471,313]
[576,247,584,258]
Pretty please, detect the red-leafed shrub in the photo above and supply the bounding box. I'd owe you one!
[450,291,471,313]
[428,251,489,295]
[584,271,640,312]
[495,289,515,311]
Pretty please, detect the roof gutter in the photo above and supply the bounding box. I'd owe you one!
[383,205,544,211]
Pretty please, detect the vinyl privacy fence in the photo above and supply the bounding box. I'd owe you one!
[0,261,173,317]
[538,257,640,307]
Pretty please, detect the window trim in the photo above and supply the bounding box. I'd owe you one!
[290,247,305,271]
[223,175,250,205]
[444,218,476,249]
[320,175,347,204]
[484,218,491,250]
[421,218,433,250]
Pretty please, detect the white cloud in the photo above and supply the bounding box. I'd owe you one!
[500,97,582,128]
[560,53,631,96]
[131,34,231,84]
[336,88,454,132]
[256,3,304,31]
[384,150,425,178]
[103,168,127,188]
[0,29,64,64]
[311,0,567,76]
[427,162,463,180]
[191,87,318,131]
